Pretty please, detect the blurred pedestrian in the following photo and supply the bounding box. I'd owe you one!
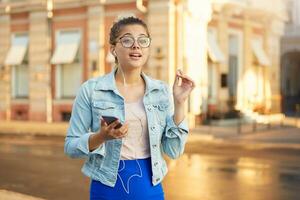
[64,16,195,200]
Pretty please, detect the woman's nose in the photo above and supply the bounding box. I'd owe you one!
[132,40,140,49]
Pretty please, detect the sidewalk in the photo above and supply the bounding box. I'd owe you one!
[0,121,68,136]
[0,118,299,150]
[0,190,45,200]
[189,118,300,150]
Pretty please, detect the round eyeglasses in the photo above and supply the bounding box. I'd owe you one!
[117,35,151,48]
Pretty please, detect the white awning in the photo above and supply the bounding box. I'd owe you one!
[51,30,81,65]
[207,32,225,63]
[251,39,271,66]
[4,34,28,66]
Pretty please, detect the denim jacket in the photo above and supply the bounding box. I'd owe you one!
[64,68,189,187]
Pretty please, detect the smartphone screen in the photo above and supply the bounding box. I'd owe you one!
[102,115,122,129]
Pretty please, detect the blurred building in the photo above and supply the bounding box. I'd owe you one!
[0,0,288,125]
[281,0,300,116]
[205,0,287,122]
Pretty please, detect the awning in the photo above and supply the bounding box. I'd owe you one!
[207,32,225,63]
[251,39,271,66]
[51,31,81,65]
[4,34,28,65]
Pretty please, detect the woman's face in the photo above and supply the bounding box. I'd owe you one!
[112,24,150,69]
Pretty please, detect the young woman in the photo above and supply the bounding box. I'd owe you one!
[64,16,195,200]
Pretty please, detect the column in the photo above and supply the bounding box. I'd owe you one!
[183,0,212,126]
[267,19,285,113]
[88,5,105,77]
[147,0,175,83]
[0,15,11,120]
[28,11,52,121]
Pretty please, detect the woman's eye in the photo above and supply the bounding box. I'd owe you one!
[139,39,147,44]
[123,38,132,43]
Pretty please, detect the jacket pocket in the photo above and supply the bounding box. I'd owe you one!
[93,101,117,118]
[93,101,116,110]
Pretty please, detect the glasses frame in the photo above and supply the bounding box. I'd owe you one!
[116,35,151,48]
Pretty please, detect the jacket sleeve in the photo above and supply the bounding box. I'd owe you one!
[64,80,105,159]
[161,84,189,159]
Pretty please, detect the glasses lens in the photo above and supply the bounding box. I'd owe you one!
[138,37,150,48]
[120,36,134,48]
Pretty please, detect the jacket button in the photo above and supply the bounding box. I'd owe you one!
[152,144,157,148]
[154,162,158,166]
[151,126,155,131]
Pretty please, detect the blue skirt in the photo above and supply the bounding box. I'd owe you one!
[90,157,164,200]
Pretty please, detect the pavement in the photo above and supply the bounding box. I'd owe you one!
[0,189,46,200]
[0,116,299,199]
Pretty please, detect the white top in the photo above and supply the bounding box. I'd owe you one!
[120,98,150,160]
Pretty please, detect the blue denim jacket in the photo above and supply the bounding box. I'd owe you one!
[64,68,189,187]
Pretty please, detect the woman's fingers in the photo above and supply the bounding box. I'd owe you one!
[100,118,130,139]
[175,69,195,87]
[107,120,121,131]
[176,73,192,83]
[182,78,195,88]
[117,123,129,137]
[109,122,129,139]
[100,118,107,127]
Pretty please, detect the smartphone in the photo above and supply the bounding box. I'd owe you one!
[102,115,122,129]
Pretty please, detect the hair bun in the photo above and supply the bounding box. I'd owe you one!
[115,13,137,23]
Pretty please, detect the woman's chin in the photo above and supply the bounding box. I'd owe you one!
[127,60,146,68]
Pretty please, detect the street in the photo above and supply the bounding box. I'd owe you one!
[0,134,300,200]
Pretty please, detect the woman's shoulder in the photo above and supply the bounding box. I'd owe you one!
[142,73,169,90]
[81,73,112,89]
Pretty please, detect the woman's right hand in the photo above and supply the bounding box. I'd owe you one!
[100,118,129,141]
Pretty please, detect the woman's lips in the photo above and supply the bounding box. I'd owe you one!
[129,53,142,60]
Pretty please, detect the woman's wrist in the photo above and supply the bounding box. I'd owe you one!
[173,101,185,126]
[88,131,106,152]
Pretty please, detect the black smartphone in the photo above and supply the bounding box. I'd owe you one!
[102,115,122,129]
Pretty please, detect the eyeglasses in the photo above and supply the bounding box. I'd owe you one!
[117,35,151,48]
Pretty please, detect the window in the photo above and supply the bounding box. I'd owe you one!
[5,33,29,99]
[51,30,82,99]
[221,73,227,88]
[228,35,239,98]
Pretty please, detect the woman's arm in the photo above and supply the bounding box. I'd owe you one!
[173,102,185,126]
[64,80,110,159]
[161,70,195,159]
[89,119,129,152]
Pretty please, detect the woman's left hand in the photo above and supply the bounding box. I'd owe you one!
[173,70,195,105]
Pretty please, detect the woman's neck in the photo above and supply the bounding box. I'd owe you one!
[115,66,143,86]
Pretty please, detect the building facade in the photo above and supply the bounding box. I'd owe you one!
[281,0,300,116]
[0,0,287,125]
[206,0,287,121]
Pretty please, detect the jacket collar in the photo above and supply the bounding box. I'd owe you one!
[94,67,161,94]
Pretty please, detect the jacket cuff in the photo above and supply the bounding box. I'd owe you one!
[77,132,106,157]
[165,115,189,136]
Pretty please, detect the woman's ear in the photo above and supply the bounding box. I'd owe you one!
[110,46,116,57]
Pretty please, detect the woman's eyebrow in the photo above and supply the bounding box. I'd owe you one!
[121,33,131,36]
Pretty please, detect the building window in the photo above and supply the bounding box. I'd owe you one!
[207,28,225,103]
[5,33,29,99]
[51,29,82,99]
[228,34,239,98]
[221,73,227,88]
